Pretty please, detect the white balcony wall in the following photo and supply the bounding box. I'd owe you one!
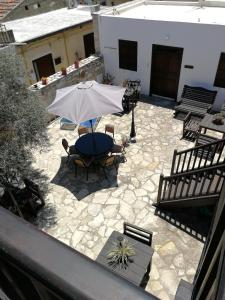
[99,16,225,110]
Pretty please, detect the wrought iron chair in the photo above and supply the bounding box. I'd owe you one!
[78,126,89,137]
[62,138,77,163]
[99,155,117,178]
[74,157,94,181]
[105,124,114,139]
[111,143,126,162]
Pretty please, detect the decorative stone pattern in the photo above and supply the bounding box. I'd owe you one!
[34,99,203,299]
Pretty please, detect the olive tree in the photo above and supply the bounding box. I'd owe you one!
[0,47,48,187]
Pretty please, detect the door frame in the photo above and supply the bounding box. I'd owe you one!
[149,44,183,101]
[32,53,55,81]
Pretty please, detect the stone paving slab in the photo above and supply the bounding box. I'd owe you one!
[34,99,204,299]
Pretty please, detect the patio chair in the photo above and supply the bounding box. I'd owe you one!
[182,112,202,141]
[105,124,114,139]
[174,85,217,118]
[74,157,94,181]
[123,222,153,280]
[111,143,126,162]
[62,138,77,163]
[78,126,89,137]
[99,155,117,178]
[123,222,153,246]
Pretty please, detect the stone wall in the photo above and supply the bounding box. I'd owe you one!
[30,55,104,120]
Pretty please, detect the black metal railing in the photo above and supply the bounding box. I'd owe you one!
[0,207,158,300]
[171,138,225,175]
[157,164,225,205]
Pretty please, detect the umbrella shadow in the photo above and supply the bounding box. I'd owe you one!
[51,156,122,201]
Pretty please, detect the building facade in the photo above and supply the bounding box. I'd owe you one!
[0,0,67,22]
[95,0,225,110]
[3,6,96,84]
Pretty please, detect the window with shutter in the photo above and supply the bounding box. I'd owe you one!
[119,40,137,71]
[214,53,225,88]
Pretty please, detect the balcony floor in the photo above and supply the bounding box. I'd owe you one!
[34,98,205,300]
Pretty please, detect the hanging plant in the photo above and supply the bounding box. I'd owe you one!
[106,236,135,270]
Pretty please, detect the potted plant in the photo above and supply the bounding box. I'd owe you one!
[41,77,47,85]
[212,111,225,125]
[74,60,79,69]
[107,236,135,270]
[61,67,67,76]
[74,51,80,69]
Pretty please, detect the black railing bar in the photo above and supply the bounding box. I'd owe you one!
[179,176,186,199]
[203,145,211,168]
[206,169,216,195]
[186,175,193,197]
[175,138,225,155]
[193,173,201,196]
[157,174,164,204]
[216,144,224,164]
[163,164,225,180]
[162,179,168,200]
[181,152,187,173]
[171,150,177,175]
[198,146,205,169]
[215,171,224,193]
[199,172,208,195]
[176,153,181,174]
[187,150,193,171]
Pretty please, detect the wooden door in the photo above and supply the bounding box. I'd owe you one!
[83,33,95,58]
[33,54,55,81]
[150,45,183,100]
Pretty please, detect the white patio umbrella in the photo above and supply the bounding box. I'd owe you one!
[47,80,126,131]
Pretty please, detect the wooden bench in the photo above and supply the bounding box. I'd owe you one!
[175,85,217,118]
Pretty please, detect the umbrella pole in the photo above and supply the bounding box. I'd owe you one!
[90,119,94,134]
[90,119,96,150]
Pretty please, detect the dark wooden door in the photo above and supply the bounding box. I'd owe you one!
[33,53,55,81]
[83,33,95,58]
[150,45,183,100]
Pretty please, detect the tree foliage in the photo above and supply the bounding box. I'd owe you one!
[0,47,48,186]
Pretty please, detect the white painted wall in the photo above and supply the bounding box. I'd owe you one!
[98,16,225,110]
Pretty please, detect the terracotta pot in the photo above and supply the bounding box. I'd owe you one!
[41,77,47,85]
[74,60,79,68]
[61,67,67,76]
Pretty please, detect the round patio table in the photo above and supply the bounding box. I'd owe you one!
[75,132,113,157]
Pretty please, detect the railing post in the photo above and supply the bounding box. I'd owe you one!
[157,174,164,205]
[171,149,177,175]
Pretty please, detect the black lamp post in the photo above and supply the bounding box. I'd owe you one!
[129,102,136,143]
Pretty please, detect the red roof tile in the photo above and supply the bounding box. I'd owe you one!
[0,0,23,19]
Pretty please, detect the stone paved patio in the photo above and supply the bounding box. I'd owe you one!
[34,98,204,300]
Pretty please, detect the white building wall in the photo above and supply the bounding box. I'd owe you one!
[99,16,225,110]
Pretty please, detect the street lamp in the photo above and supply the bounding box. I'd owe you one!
[129,101,136,143]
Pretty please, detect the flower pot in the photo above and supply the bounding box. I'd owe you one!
[74,60,79,69]
[41,77,47,85]
[61,67,67,76]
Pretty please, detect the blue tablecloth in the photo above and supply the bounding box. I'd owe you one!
[75,132,113,157]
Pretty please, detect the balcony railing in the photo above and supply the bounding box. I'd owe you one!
[0,207,158,300]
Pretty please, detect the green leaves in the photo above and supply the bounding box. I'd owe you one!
[0,48,48,187]
[107,238,135,270]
